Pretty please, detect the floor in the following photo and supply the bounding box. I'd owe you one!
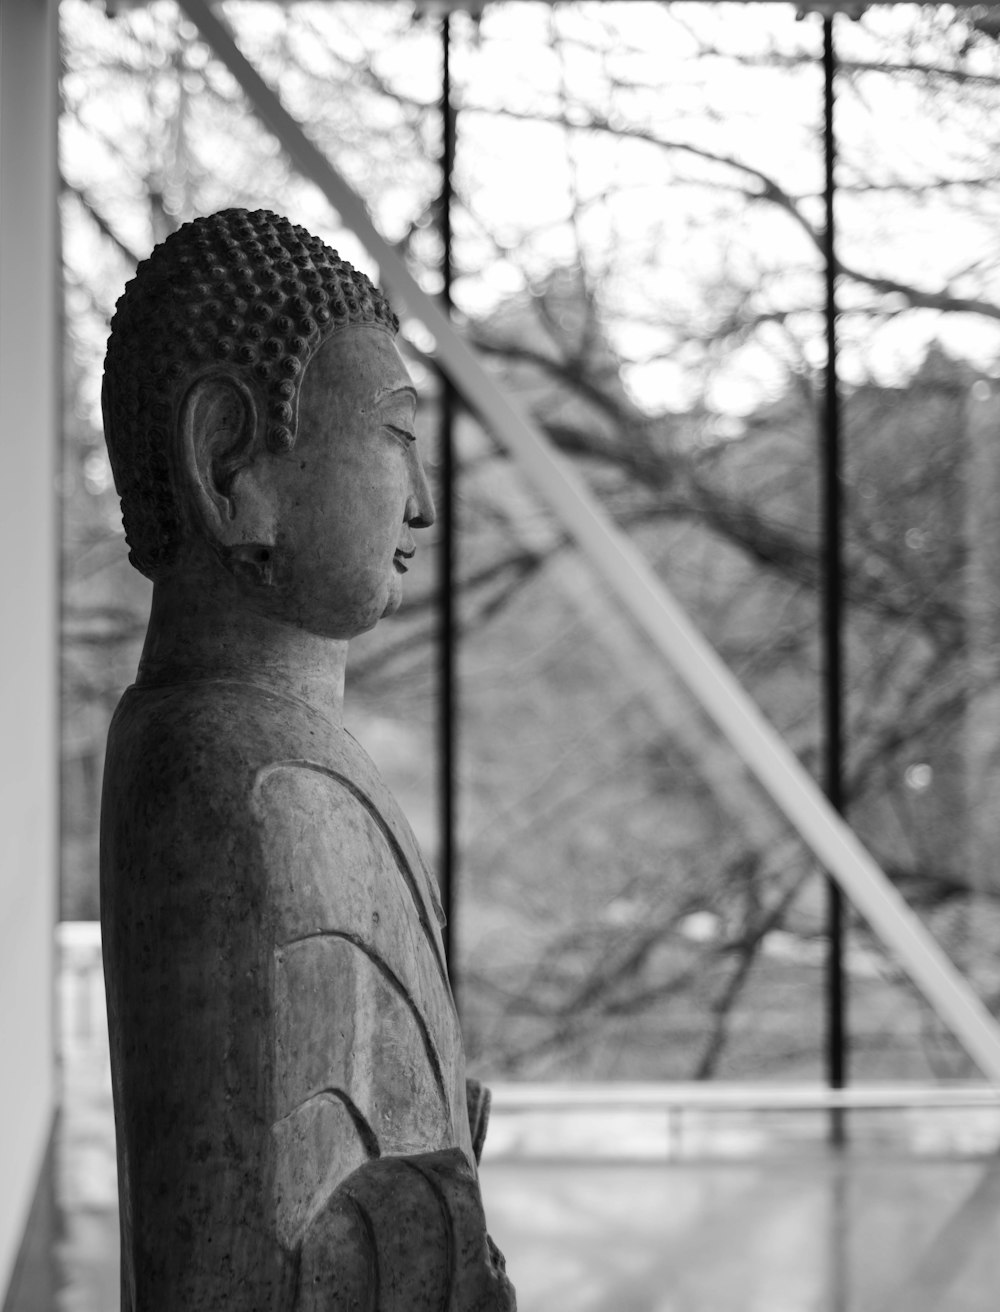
[53,936,1000,1312]
[483,1154,1000,1312]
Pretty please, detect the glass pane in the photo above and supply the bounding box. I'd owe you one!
[60,0,1000,1088]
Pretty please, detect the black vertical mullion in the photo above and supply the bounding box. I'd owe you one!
[821,14,848,1143]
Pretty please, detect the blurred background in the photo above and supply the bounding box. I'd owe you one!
[9,1,1000,1308]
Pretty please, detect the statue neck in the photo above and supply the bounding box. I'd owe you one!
[136,576,348,728]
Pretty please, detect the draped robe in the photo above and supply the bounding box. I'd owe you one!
[101,677,511,1311]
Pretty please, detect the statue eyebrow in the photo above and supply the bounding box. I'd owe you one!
[375,384,418,407]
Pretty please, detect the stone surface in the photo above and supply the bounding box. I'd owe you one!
[99,209,515,1310]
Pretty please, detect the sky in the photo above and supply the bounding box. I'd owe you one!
[60,0,1000,425]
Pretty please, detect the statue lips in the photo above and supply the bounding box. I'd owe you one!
[393,544,415,574]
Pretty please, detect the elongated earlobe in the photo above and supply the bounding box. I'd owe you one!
[179,372,277,561]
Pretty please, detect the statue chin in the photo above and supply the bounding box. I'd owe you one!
[381,573,404,619]
[232,566,405,641]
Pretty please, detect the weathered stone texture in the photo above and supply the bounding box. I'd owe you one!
[100,209,515,1310]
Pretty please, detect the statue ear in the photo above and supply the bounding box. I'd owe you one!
[179,373,276,557]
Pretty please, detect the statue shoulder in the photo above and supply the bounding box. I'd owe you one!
[102,679,445,944]
[105,681,423,837]
[105,679,326,780]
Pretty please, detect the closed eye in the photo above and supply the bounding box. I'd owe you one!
[385,425,416,447]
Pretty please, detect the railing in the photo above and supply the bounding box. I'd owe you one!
[57,920,107,1054]
[491,1083,1000,1113]
[488,1082,1000,1162]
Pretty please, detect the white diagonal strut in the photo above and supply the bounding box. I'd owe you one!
[181,0,1000,1084]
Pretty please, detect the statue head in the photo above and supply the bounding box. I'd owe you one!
[103,209,434,638]
[103,208,401,580]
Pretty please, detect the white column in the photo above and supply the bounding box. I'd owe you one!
[0,0,59,1297]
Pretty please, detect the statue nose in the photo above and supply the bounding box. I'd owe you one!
[406,448,436,529]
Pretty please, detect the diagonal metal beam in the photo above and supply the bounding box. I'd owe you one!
[180,0,1000,1084]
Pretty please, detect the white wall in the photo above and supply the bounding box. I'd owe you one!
[0,0,59,1296]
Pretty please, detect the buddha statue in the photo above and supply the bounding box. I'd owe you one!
[99,208,515,1311]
